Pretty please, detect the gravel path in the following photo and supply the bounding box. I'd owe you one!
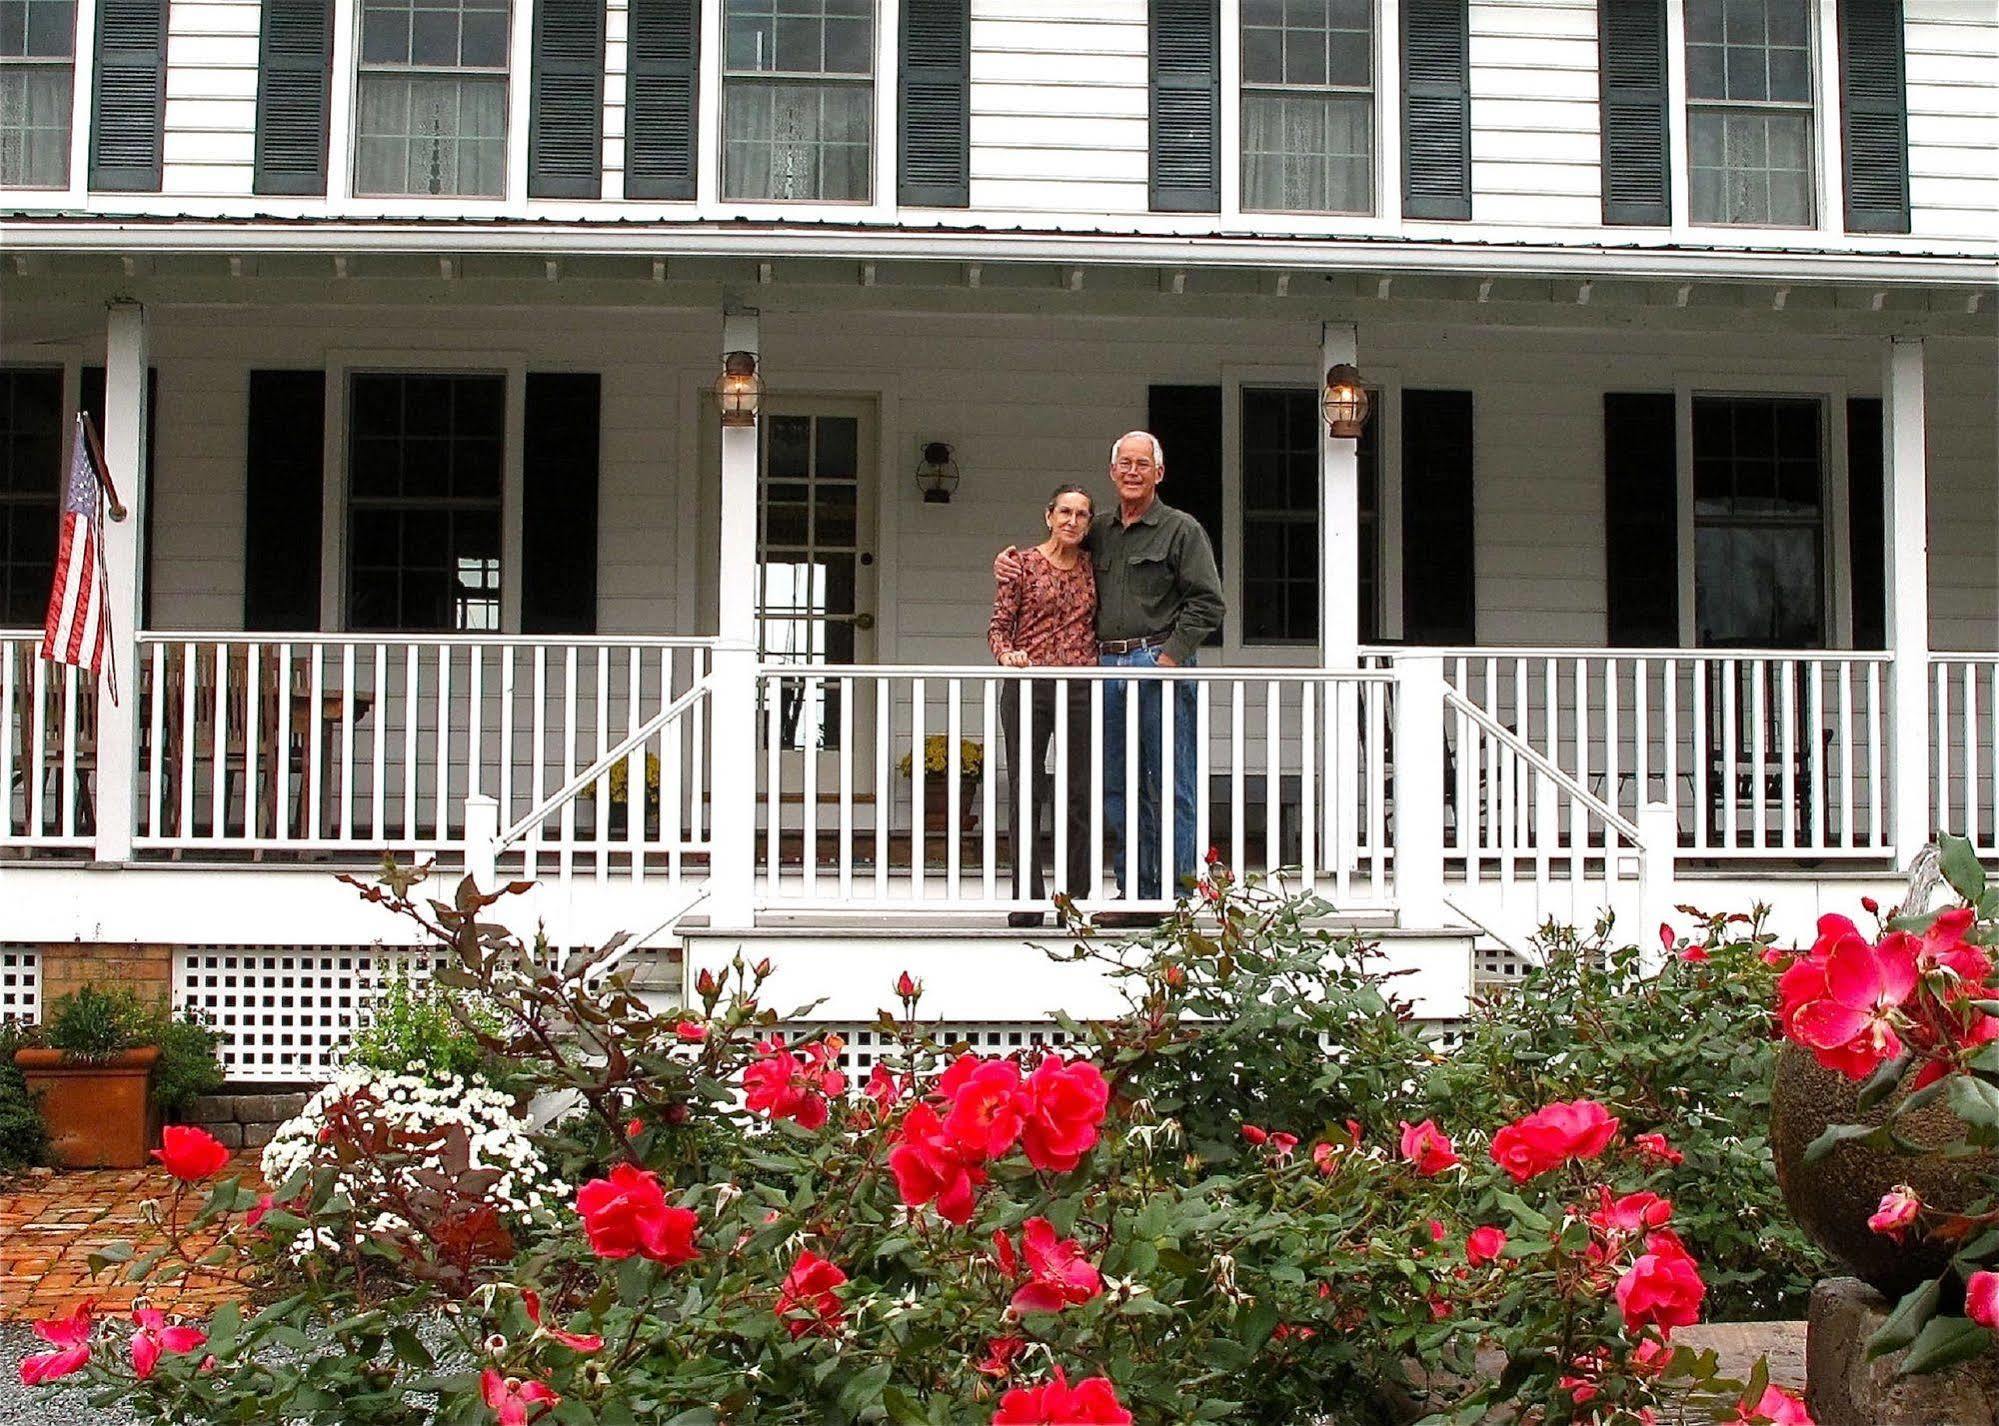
[0,1325,137,1425]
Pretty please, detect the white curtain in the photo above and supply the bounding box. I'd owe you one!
[355,74,505,197]
[0,67,72,188]
[724,80,870,202]
[1241,93,1370,214]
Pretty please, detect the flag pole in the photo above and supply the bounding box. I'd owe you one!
[78,412,127,522]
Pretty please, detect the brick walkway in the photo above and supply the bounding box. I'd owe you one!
[0,1164,262,1324]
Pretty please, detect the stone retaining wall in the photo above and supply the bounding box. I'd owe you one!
[182,1092,307,1150]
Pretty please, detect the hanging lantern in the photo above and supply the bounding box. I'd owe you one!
[713,351,762,427]
[1322,363,1371,439]
[914,441,961,504]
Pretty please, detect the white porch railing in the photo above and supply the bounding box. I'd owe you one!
[754,665,1396,913]
[1934,655,1999,855]
[1371,649,1895,859]
[2,632,95,850]
[130,635,714,858]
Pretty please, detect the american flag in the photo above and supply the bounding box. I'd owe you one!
[40,414,114,692]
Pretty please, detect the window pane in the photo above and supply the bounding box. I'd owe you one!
[1692,396,1824,648]
[1242,92,1371,213]
[355,74,505,197]
[1695,525,1823,647]
[1240,388,1320,644]
[723,78,871,201]
[21,0,75,57]
[1688,110,1811,225]
[0,65,71,187]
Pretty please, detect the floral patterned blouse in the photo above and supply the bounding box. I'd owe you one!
[988,546,1098,667]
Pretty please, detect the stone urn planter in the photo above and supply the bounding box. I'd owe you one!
[14,1045,162,1169]
[920,776,981,835]
[1769,1042,1996,1298]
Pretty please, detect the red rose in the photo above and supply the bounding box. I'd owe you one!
[151,1125,231,1182]
[941,1056,1027,1160]
[889,1103,986,1224]
[1008,1218,1102,1315]
[673,1020,707,1042]
[896,970,920,999]
[991,1367,1133,1425]
[1397,1119,1460,1177]
[1312,1142,1339,1175]
[1268,1131,1298,1159]
[480,1369,559,1426]
[1591,1189,1674,1236]
[574,1163,700,1265]
[1866,1187,1920,1243]
[1615,1234,1707,1335]
[128,1308,206,1381]
[976,1335,1027,1379]
[522,1290,603,1353]
[1633,1131,1684,1166]
[1729,1385,1815,1424]
[1466,1226,1508,1267]
[1964,1270,1998,1329]
[1239,1123,1268,1145]
[1488,1099,1621,1183]
[776,1250,847,1339]
[1776,917,1916,1079]
[19,1300,93,1387]
[1019,1054,1109,1173]
[245,1192,276,1229]
[742,1038,847,1130]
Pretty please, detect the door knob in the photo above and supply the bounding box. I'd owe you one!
[854,612,876,631]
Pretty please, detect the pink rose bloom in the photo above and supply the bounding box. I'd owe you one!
[940,1055,1028,1160]
[1615,1233,1707,1335]
[990,1367,1133,1425]
[1397,1119,1459,1177]
[1466,1226,1508,1267]
[1730,1385,1815,1424]
[1018,1054,1110,1173]
[574,1164,700,1265]
[1008,1218,1103,1315]
[1488,1099,1621,1183]
[480,1369,559,1426]
[1966,1270,1999,1329]
[1866,1187,1921,1243]
[128,1309,207,1380]
[19,1300,93,1387]
[889,1102,987,1224]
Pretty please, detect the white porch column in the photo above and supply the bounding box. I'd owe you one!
[1884,336,1931,867]
[92,303,148,863]
[1319,321,1361,671]
[707,307,761,927]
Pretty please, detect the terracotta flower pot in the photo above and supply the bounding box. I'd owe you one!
[1769,1042,1997,1298]
[14,1046,162,1169]
[920,776,981,835]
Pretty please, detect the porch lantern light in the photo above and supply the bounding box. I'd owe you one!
[1322,363,1371,439]
[714,351,762,426]
[915,441,961,504]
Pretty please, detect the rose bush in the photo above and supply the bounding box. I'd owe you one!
[28,862,1807,1424]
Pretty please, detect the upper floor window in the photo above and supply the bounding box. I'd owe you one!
[1240,0,1373,214]
[355,0,510,197]
[722,0,873,202]
[0,0,74,188]
[1685,0,1814,226]
[347,373,504,631]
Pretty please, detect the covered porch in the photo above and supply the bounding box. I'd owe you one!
[1,242,1993,972]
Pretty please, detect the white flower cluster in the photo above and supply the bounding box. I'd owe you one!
[261,1071,563,1246]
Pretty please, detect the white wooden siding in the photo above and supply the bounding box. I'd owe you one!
[1469,0,1603,230]
[162,0,260,196]
[1904,2,1999,240]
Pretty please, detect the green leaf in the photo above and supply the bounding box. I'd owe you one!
[1857,1052,1913,1112]
[1939,834,1987,905]
[1947,1075,1999,1133]
[882,1386,929,1425]
[836,1359,893,1418]
[1900,1315,1995,1376]
[1867,1276,1942,1359]
[1237,1300,1279,1350]
[1495,1192,1553,1234]
[1805,1121,1891,1164]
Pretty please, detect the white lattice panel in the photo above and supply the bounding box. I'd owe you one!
[0,947,39,1023]
[1473,946,1534,985]
[174,947,437,1083]
[781,1022,1077,1078]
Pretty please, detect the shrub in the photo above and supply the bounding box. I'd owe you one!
[344,966,510,1090]
[0,1022,48,1169]
[30,987,224,1116]
[1426,912,1829,1319]
[151,1013,226,1117]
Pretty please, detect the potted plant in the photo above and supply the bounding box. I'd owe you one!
[13,987,224,1169]
[606,752,661,840]
[897,735,983,834]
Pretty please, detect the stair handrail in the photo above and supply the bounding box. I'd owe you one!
[1441,687,1644,848]
[496,675,715,852]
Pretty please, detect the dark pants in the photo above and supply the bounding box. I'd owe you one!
[998,679,1094,904]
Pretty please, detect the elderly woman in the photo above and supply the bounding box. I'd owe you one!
[988,484,1098,928]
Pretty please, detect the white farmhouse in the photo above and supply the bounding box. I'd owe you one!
[0,0,1994,1081]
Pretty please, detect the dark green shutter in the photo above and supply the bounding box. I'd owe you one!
[1402,0,1471,220]
[1603,393,1678,646]
[90,0,167,191]
[253,0,332,195]
[531,0,606,198]
[899,0,970,206]
[80,365,159,626]
[244,371,326,631]
[1401,390,1475,642]
[522,374,600,635]
[1148,0,1219,213]
[1846,397,1886,648]
[625,0,699,200]
[1838,0,1910,233]
[1598,0,1670,225]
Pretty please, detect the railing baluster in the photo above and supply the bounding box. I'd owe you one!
[626,646,643,885]
[1195,679,1212,891]
[875,675,891,900]
[1935,660,1951,842]
[2,642,17,840]
[403,645,421,846]
[371,643,388,849]
[981,677,998,901]
[1088,679,1105,901]
[1260,679,1277,878]
[946,677,962,900]
[911,677,926,903]
[837,672,855,897]
[803,673,820,899]
[764,670,782,897]
[342,642,358,842]
[243,642,261,841]
[1228,679,1245,878]
[1299,679,1316,892]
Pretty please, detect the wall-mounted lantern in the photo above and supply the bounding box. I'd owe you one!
[1322,363,1371,439]
[915,441,961,504]
[714,351,762,427]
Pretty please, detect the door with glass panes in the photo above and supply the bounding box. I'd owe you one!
[756,399,878,822]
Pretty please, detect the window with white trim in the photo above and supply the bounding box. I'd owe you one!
[0,0,74,187]
[1693,395,1824,647]
[1685,0,1815,226]
[354,0,510,197]
[347,373,504,631]
[1240,0,1373,214]
[722,0,873,202]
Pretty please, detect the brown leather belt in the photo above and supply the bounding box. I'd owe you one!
[1098,632,1170,655]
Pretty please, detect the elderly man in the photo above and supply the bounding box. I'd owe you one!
[1092,431,1225,917]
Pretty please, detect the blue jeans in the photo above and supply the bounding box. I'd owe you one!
[1102,646,1197,901]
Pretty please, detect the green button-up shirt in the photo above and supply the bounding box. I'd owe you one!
[1089,497,1225,665]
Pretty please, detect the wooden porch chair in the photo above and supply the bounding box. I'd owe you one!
[14,675,100,839]
[1702,659,1833,849]
[157,647,265,840]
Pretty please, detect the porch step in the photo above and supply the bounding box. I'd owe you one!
[671,917,1479,1024]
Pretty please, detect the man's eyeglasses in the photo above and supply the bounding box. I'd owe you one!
[1113,459,1157,472]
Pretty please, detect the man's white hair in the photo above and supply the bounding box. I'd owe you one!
[1108,431,1164,468]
